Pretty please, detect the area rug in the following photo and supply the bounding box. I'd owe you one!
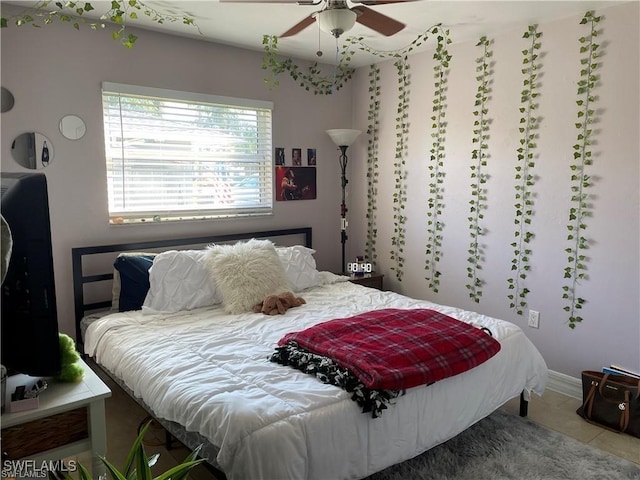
[366,410,640,480]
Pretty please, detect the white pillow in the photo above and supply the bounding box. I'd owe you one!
[206,239,290,314]
[276,245,321,291]
[143,250,220,313]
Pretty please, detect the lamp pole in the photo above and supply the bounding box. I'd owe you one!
[338,145,349,274]
[326,129,360,274]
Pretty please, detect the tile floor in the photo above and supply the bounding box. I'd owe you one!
[76,367,640,479]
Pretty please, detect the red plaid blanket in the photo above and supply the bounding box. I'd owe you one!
[278,308,501,390]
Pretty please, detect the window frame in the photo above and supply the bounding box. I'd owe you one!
[102,82,274,225]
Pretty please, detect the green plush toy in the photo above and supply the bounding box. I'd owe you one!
[57,333,84,382]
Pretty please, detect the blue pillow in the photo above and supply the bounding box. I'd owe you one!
[113,255,155,311]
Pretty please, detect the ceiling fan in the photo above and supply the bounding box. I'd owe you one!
[222,0,419,39]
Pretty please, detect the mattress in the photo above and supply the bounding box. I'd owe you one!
[84,280,548,480]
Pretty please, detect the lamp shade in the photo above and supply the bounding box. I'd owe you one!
[316,9,357,38]
[326,129,361,147]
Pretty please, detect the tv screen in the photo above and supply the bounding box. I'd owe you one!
[1,172,61,377]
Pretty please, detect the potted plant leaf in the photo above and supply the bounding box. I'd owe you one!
[51,421,205,480]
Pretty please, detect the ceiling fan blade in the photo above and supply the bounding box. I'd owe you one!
[280,15,316,37]
[352,5,405,36]
[352,0,419,4]
[219,0,310,3]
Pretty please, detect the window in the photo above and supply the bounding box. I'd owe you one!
[102,82,273,224]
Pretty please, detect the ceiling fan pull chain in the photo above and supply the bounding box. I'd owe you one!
[332,38,340,91]
[316,19,323,58]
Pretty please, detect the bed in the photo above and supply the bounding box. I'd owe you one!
[72,227,548,480]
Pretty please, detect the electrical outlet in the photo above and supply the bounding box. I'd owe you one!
[528,310,540,329]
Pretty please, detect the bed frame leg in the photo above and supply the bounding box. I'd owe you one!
[519,391,529,417]
[165,430,174,450]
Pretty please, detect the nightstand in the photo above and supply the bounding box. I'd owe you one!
[348,272,384,291]
[1,358,111,478]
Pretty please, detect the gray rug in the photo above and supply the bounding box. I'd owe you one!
[366,410,640,480]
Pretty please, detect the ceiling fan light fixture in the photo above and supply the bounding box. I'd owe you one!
[315,9,357,38]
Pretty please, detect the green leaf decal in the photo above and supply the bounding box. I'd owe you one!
[424,27,452,291]
[562,10,601,329]
[466,36,493,303]
[507,24,542,316]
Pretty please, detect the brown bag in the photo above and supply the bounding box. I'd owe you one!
[576,370,640,438]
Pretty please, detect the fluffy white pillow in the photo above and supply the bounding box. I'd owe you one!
[143,250,220,312]
[276,245,321,291]
[206,239,289,314]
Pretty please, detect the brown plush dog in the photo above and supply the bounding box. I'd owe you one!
[254,291,306,315]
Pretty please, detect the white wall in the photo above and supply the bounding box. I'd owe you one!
[349,2,639,378]
[1,6,352,337]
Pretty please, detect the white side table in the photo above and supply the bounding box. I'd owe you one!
[1,358,111,478]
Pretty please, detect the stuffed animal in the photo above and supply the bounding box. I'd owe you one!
[57,333,84,382]
[254,291,306,315]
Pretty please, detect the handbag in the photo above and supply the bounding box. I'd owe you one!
[576,370,640,438]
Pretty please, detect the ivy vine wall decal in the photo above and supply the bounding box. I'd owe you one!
[562,10,602,329]
[424,30,452,292]
[466,36,493,304]
[262,24,448,98]
[389,56,410,282]
[262,35,355,94]
[365,64,381,267]
[507,25,542,316]
[0,1,197,48]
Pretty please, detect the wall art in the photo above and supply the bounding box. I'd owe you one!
[275,166,316,201]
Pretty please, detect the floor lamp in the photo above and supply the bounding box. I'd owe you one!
[326,129,361,273]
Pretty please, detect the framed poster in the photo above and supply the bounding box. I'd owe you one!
[307,148,316,165]
[292,148,302,165]
[275,167,316,201]
[275,147,285,165]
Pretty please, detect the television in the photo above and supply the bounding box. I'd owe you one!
[1,172,61,377]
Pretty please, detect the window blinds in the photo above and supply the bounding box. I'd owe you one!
[102,82,273,223]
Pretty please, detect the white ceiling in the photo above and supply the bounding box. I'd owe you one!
[7,1,626,67]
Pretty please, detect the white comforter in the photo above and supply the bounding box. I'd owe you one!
[85,280,548,480]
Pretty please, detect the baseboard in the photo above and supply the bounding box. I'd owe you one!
[545,369,582,400]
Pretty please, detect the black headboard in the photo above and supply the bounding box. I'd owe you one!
[71,227,312,342]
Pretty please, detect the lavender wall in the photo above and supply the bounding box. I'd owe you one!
[349,2,639,378]
[1,6,353,337]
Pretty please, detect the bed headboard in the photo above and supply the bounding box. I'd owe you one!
[71,227,312,342]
